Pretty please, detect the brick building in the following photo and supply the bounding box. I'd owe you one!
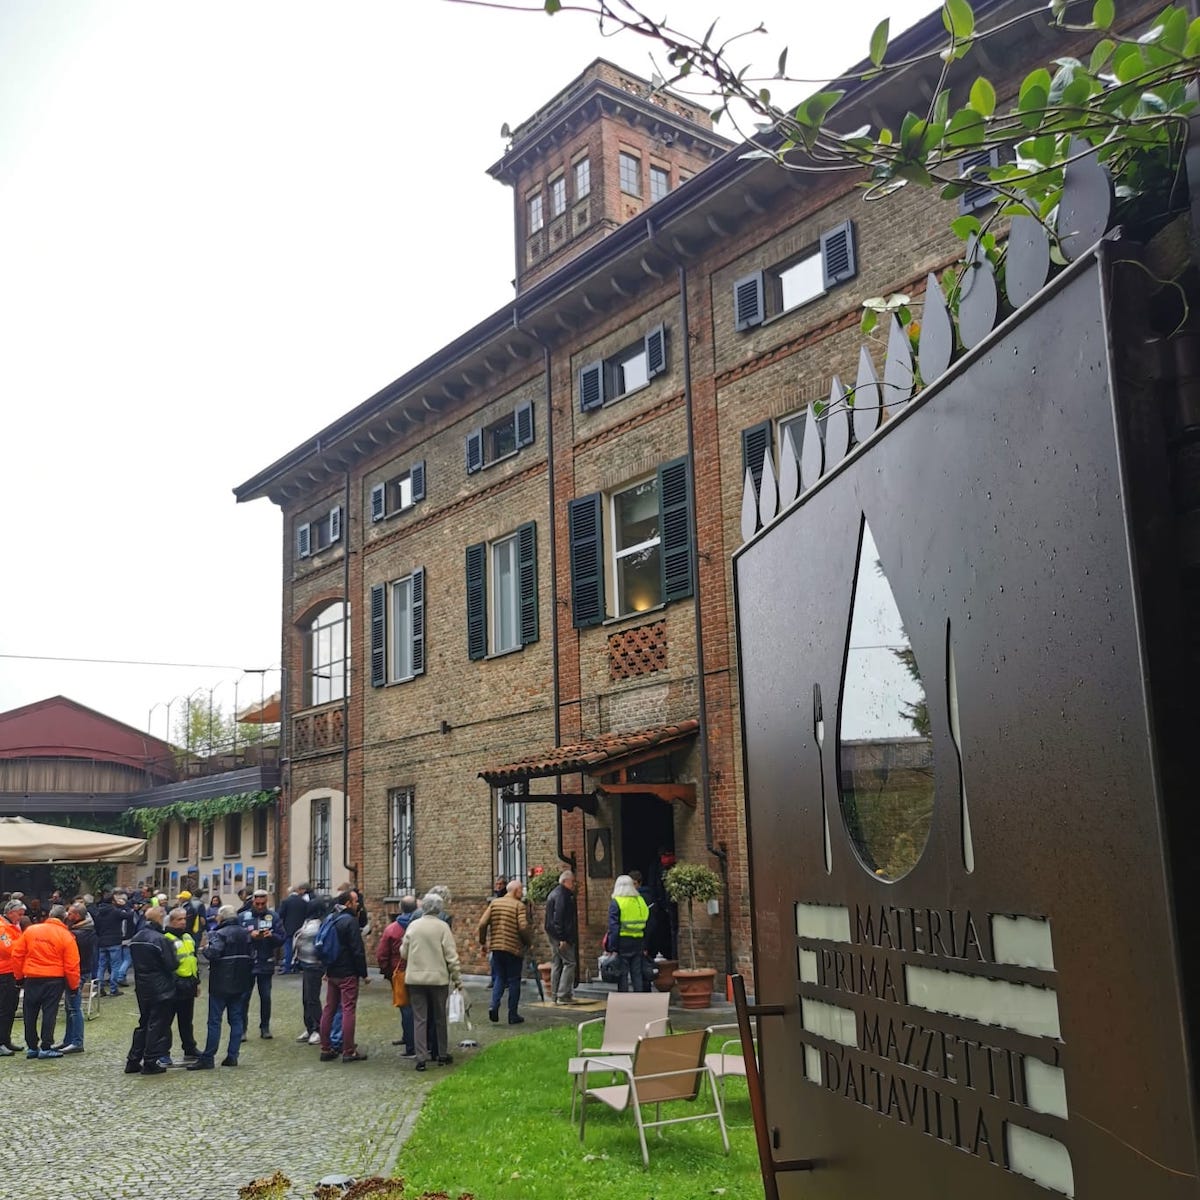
[234,1,1128,982]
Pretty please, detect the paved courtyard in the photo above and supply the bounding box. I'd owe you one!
[4,973,554,1200]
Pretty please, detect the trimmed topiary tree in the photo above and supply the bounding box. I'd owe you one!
[663,861,721,970]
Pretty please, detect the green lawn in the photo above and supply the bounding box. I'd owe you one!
[394,1026,762,1200]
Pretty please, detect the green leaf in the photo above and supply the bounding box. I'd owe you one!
[1089,38,1115,71]
[1186,17,1200,57]
[543,0,562,11]
[969,76,996,117]
[940,180,968,200]
[860,308,878,335]
[869,18,889,67]
[1019,68,1052,107]
[1113,43,1145,83]
[897,306,912,326]
[933,89,951,127]
[1092,0,1114,28]
[777,46,789,78]
[792,89,844,147]
[942,0,975,41]
[951,214,982,239]
[945,107,986,147]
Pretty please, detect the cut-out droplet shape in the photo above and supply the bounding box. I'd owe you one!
[853,345,882,442]
[814,683,831,875]
[1058,137,1113,262]
[799,405,824,491]
[883,314,914,408]
[957,235,998,350]
[779,426,800,507]
[918,272,953,383]
[595,837,605,862]
[824,376,851,466]
[946,624,974,873]
[838,519,935,883]
[740,466,758,544]
[758,448,779,529]
[1005,215,1050,309]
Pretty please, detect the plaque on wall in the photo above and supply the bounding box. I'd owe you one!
[587,827,613,879]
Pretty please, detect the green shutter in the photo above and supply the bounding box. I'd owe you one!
[370,583,387,687]
[411,567,425,677]
[741,421,772,499]
[568,493,604,627]
[658,456,694,604]
[466,542,487,660]
[517,521,538,646]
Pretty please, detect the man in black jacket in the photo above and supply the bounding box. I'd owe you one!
[57,902,95,1053]
[93,890,131,997]
[187,905,252,1069]
[543,870,579,1005]
[318,891,369,1063]
[277,883,310,975]
[123,906,178,1076]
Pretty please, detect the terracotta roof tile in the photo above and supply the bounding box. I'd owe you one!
[478,719,699,786]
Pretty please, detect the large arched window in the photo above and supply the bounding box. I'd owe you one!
[303,601,349,707]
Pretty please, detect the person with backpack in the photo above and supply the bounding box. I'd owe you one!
[316,890,369,1063]
[292,896,329,1044]
[186,905,252,1069]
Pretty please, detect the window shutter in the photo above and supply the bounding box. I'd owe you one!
[411,460,426,502]
[568,493,604,627]
[466,542,487,660]
[657,455,694,604]
[959,147,1000,213]
[740,421,772,500]
[579,361,604,412]
[296,522,311,559]
[370,583,386,687]
[370,484,386,523]
[465,429,483,475]
[820,220,857,288]
[514,400,534,448]
[644,324,667,378]
[734,271,765,331]
[329,505,342,544]
[410,567,426,677]
[517,521,538,646]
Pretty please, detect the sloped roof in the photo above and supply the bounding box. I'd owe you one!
[478,719,699,786]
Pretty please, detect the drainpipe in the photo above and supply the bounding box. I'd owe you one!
[342,468,353,882]
[649,217,733,979]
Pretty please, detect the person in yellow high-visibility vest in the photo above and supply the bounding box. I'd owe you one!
[163,907,201,1063]
[607,875,651,993]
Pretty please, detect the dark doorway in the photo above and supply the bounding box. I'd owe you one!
[619,786,675,958]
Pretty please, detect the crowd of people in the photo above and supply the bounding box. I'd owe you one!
[0,863,676,1073]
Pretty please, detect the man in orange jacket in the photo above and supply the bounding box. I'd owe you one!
[11,903,80,1059]
[0,898,24,1054]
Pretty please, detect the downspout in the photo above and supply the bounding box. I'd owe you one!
[513,312,576,877]
[342,468,353,882]
[649,217,733,979]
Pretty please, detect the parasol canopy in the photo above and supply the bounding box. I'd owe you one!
[0,816,147,864]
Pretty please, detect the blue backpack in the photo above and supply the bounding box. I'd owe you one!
[314,912,342,966]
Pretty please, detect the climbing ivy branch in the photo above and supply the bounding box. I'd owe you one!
[461,0,1200,254]
[127,790,278,838]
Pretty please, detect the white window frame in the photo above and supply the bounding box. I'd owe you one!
[490,534,521,655]
[484,410,518,466]
[390,574,416,683]
[609,475,662,618]
[306,602,350,707]
[649,164,670,203]
[619,151,641,196]
[777,410,807,468]
[495,784,527,881]
[608,340,649,399]
[574,156,591,198]
[770,247,826,316]
[528,192,544,233]
[550,174,566,217]
[388,787,415,897]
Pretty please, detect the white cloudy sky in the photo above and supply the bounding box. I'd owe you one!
[0,0,933,741]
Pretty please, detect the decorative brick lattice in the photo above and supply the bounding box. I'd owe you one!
[608,619,667,680]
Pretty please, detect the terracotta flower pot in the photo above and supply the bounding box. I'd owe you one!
[674,967,717,1009]
[538,962,553,990]
[651,959,678,994]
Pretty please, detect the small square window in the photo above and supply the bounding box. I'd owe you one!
[528,193,544,233]
[619,151,641,196]
[574,157,591,198]
[550,176,566,218]
[486,412,518,464]
[772,249,825,314]
[608,341,649,398]
[650,165,670,203]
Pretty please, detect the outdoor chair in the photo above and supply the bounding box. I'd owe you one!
[81,977,101,1021]
[569,991,671,1121]
[703,1022,752,1104]
[578,1029,730,1167]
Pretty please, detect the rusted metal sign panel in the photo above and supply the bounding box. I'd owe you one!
[735,255,1200,1198]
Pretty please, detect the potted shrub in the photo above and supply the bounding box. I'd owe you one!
[663,861,721,1008]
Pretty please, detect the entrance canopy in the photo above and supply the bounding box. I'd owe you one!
[478,720,699,810]
[0,816,147,864]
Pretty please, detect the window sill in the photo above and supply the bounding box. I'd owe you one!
[485,644,524,662]
[477,447,522,473]
[602,603,667,629]
[385,674,418,687]
[745,291,831,335]
[371,501,419,526]
[252,851,268,858]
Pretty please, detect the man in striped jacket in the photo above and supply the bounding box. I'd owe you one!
[477,880,531,1025]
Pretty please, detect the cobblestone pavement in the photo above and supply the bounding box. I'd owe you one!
[6,972,729,1200]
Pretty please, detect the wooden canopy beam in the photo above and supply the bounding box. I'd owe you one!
[597,782,697,808]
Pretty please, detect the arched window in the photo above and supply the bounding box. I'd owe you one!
[303,601,349,707]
